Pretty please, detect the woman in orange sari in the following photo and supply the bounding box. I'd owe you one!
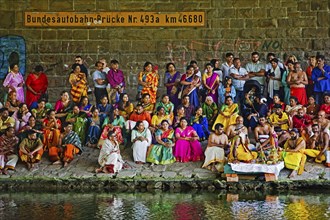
[138,62,159,104]
[69,64,88,104]
[43,109,61,151]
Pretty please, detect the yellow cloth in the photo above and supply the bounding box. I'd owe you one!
[228,135,258,162]
[269,112,289,131]
[151,114,171,127]
[212,103,239,131]
[304,149,326,163]
[282,137,306,174]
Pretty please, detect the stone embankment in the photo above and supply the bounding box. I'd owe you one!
[0,146,329,192]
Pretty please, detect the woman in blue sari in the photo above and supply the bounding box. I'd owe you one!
[164,62,181,108]
[86,108,101,148]
[79,96,93,117]
[190,106,210,141]
[180,64,200,108]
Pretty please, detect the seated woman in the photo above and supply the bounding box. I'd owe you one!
[131,121,152,164]
[154,94,174,123]
[86,108,102,148]
[190,106,210,141]
[54,91,74,123]
[139,93,155,115]
[146,120,176,165]
[202,123,228,172]
[19,130,44,170]
[116,93,134,120]
[31,99,48,126]
[218,76,236,105]
[173,105,185,128]
[285,96,303,117]
[100,107,126,146]
[43,109,61,151]
[97,95,112,125]
[174,117,204,162]
[18,115,44,141]
[305,95,319,119]
[320,93,330,119]
[49,122,82,167]
[12,103,32,132]
[201,96,218,127]
[65,105,88,144]
[268,94,285,116]
[79,96,93,117]
[150,106,172,133]
[212,96,239,131]
[4,91,20,116]
[96,130,124,174]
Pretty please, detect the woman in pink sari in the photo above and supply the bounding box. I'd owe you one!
[3,63,25,103]
[174,117,204,162]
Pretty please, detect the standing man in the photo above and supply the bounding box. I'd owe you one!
[92,61,108,105]
[106,59,125,104]
[230,57,249,106]
[220,52,234,80]
[311,55,330,104]
[287,62,308,105]
[246,52,266,94]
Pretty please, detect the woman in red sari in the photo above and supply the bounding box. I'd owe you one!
[25,65,48,109]
[138,62,159,104]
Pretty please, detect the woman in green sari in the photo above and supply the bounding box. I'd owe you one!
[147,120,176,165]
[65,105,88,144]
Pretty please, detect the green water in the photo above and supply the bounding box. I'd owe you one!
[0,191,329,220]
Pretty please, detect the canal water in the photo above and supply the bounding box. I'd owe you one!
[0,191,329,219]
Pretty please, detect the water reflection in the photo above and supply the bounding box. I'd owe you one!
[0,191,329,220]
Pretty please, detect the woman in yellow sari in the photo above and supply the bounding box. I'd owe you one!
[138,62,159,104]
[69,64,88,104]
[116,93,134,120]
[212,96,239,131]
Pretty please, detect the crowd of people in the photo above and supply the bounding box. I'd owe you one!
[0,52,330,179]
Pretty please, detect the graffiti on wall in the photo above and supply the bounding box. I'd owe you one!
[0,35,26,79]
[165,39,284,67]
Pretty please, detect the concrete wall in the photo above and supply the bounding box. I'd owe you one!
[0,0,329,103]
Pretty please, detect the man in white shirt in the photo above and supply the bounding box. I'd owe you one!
[92,61,108,105]
[230,58,249,106]
[220,52,234,81]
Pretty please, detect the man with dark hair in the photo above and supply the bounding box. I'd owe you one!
[246,51,266,94]
[220,52,234,80]
[269,103,289,131]
[19,130,44,170]
[0,108,15,135]
[230,57,249,106]
[0,127,19,174]
[92,61,107,105]
[282,128,306,178]
[203,123,228,172]
[312,55,330,104]
[305,124,328,164]
[106,59,125,104]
